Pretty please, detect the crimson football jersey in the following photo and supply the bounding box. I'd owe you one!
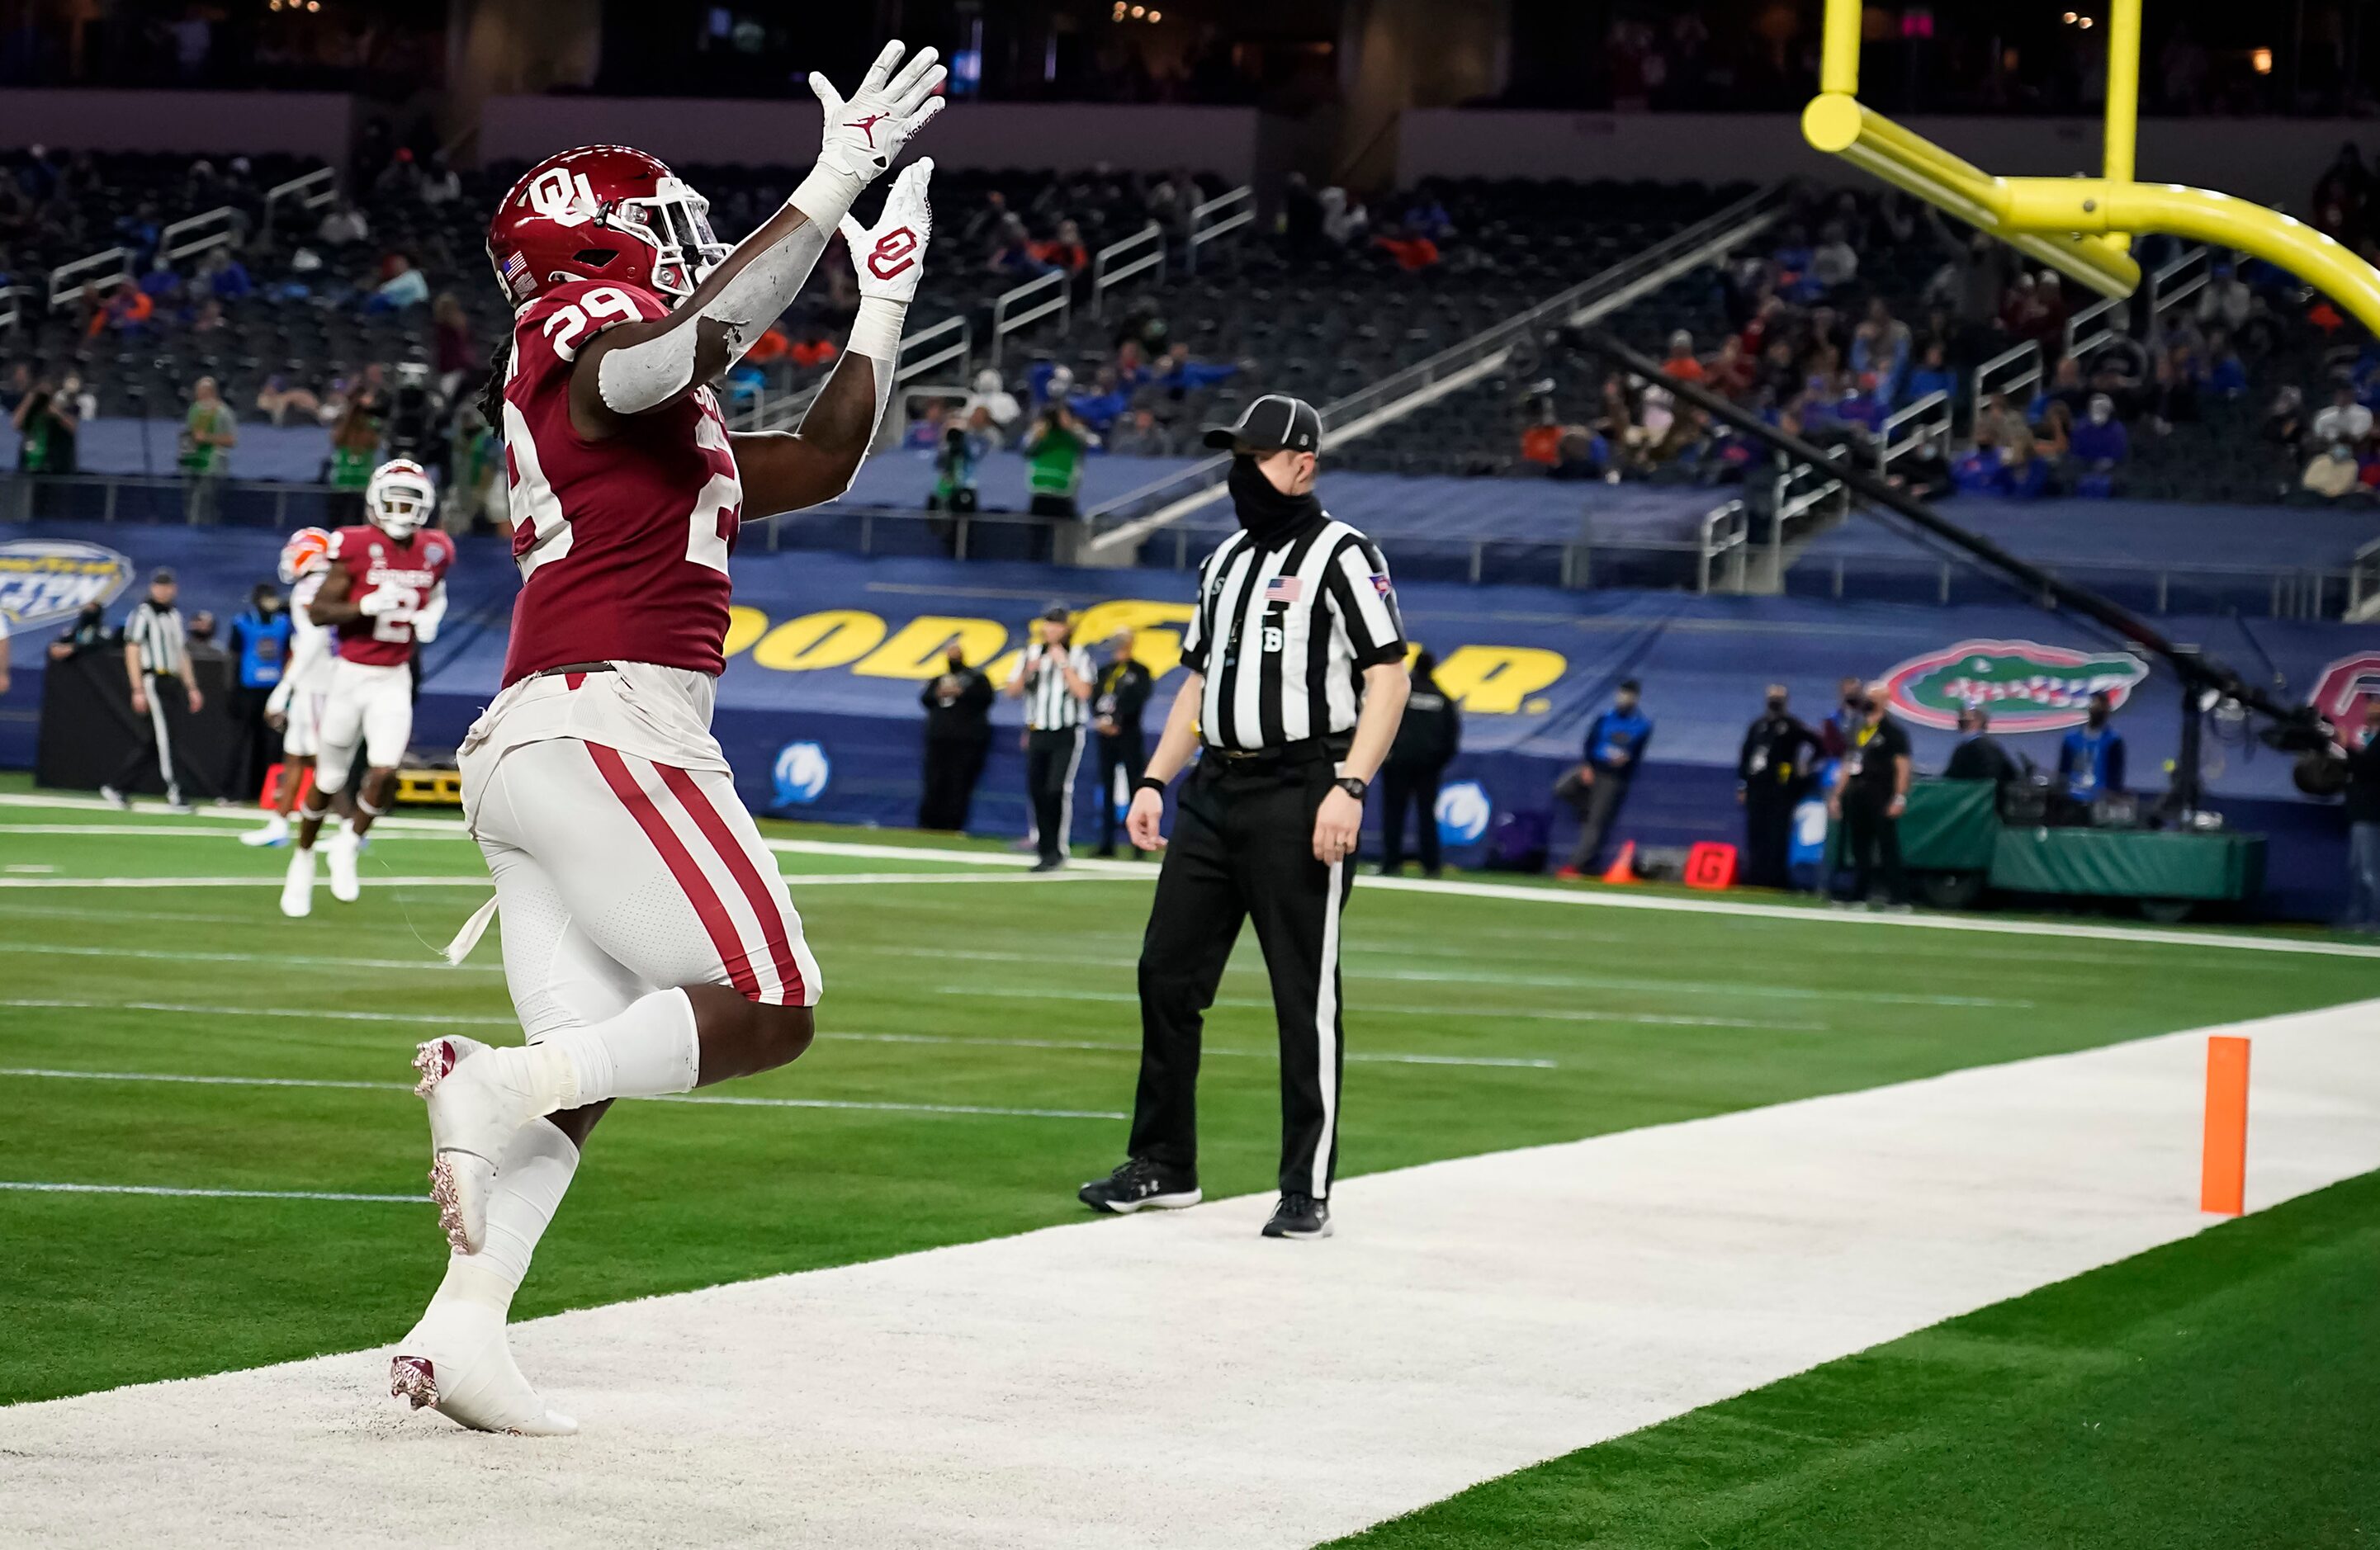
[499,277,743,687]
[326,525,456,667]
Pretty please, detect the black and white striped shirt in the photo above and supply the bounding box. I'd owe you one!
[1178,516,1404,751]
[1016,641,1094,731]
[123,599,187,678]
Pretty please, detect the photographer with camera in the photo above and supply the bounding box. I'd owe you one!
[1023,402,1094,520]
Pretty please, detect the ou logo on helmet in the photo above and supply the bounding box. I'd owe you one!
[524,167,599,227]
[773,741,830,806]
[1434,780,1491,845]
[868,227,919,281]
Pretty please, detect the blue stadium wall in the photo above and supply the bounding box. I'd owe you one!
[2,519,2365,920]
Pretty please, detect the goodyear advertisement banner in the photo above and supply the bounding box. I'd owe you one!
[1,521,2368,914]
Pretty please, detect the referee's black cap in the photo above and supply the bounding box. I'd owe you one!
[1202,394,1322,455]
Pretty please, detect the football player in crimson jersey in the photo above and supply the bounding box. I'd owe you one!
[239,527,335,848]
[278,460,454,917]
[389,40,944,1435]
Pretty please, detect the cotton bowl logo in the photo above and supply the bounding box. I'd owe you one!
[1435,780,1492,846]
[772,741,830,806]
[1881,639,2150,732]
[0,538,134,631]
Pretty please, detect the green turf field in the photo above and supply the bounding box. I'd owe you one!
[2,775,2375,1545]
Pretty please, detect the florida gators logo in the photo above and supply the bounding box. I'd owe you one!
[1880,639,2149,731]
[868,227,920,280]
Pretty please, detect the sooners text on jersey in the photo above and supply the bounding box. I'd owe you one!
[329,525,455,666]
[499,277,742,687]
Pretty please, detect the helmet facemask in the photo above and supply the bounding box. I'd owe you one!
[616,176,731,299]
[367,467,435,541]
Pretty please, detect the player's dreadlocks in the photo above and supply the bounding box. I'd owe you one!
[476,335,512,429]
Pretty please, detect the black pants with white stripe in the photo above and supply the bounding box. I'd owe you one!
[107,673,201,800]
[1024,727,1084,866]
[1131,754,1352,1199]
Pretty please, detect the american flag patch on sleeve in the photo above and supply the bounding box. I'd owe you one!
[1265,576,1304,603]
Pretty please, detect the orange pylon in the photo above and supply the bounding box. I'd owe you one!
[1599,840,1638,885]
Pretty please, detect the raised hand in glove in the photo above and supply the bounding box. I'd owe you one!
[839,158,934,310]
[810,40,946,189]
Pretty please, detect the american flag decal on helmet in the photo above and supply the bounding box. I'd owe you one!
[499,251,532,299]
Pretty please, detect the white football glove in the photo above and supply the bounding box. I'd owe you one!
[811,41,946,187]
[840,159,934,308]
[357,586,414,618]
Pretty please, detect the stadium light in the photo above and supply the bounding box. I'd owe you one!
[1803,0,2380,333]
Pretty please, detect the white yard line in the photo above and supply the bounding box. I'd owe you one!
[0,1061,1123,1122]
[0,1180,422,1203]
[2,1001,2374,1549]
[11,788,2378,959]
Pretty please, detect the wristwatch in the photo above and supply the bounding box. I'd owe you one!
[1334,776,1369,801]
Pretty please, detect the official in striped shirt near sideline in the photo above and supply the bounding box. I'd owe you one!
[1003,603,1095,872]
[101,567,206,812]
[1078,394,1409,1240]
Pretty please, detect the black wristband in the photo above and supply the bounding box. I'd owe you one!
[1133,775,1169,799]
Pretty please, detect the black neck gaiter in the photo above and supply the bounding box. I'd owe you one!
[1228,454,1323,546]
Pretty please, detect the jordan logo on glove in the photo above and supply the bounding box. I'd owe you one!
[845,112,889,149]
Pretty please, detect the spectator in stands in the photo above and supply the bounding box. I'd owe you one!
[1319,186,1368,248]
[1029,219,1088,276]
[418,151,461,207]
[1709,335,1757,399]
[1152,343,1237,400]
[366,253,429,313]
[1905,338,1957,405]
[2203,327,2249,400]
[1374,222,1441,272]
[968,367,1022,435]
[1850,300,1909,402]
[1519,398,1564,469]
[92,282,154,338]
[2342,700,2380,932]
[1659,330,1705,384]
[2195,262,2257,338]
[2057,692,2128,816]
[987,213,1046,276]
[2263,385,2307,449]
[0,362,29,417]
[197,246,250,305]
[178,376,236,524]
[2032,355,2089,423]
[2314,377,2373,446]
[2303,437,2363,501]
[1024,404,1094,520]
[1554,678,1652,879]
[2068,395,2129,490]
[1281,172,1323,259]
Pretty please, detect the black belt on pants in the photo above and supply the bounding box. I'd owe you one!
[1203,735,1352,775]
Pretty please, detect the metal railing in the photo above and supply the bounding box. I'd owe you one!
[159,206,241,265]
[897,314,970,384]
[1082,181,1795,559]
[1185,187,1253,274]
[2347,533,2380,621]
[1876,390,1952,476]
[1969,338,2043,429]
[262,167,337,239]
[2063,294,2125,360]
[2146,245,2212,337]
[0,284,31,333]
[48,247,133,310]
[1090,222,1165,319]
[1697,500,1751,593]
[988,268,1070,364]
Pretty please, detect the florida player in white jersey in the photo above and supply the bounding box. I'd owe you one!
[387,41,944,1434]
[279,459,455,916]
[239,527,336,848]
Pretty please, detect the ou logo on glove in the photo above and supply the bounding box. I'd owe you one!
[868,227,920,280]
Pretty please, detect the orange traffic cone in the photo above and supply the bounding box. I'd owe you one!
[1599,840,1638,885]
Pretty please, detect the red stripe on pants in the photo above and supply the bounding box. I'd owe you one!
[657,763,805,1003]
[584,741,763,999]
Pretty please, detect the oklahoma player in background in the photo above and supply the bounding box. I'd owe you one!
[239,526,334,848]
[278,459,453,916]
[389,40,944,1434]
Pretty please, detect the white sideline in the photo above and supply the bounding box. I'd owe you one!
[3,1000,2376,1549]
[8,790,2378,959]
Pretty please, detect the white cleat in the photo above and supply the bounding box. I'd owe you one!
[240,813,292,848]
[414,1037,548,1255]
[280,847,317,918]
[390,1296,576,1437]
[325,827,362,903]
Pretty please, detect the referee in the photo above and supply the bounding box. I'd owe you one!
[1004,603,1094,872]
[100,567,206,813]
[1078,394,1409,1240]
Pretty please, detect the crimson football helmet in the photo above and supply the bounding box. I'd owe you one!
[366,460,436,541]
[486,145,731,306]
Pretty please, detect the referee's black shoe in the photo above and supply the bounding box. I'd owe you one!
[1078,1157,1201,1214]
[1261,1193,1332,1240]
